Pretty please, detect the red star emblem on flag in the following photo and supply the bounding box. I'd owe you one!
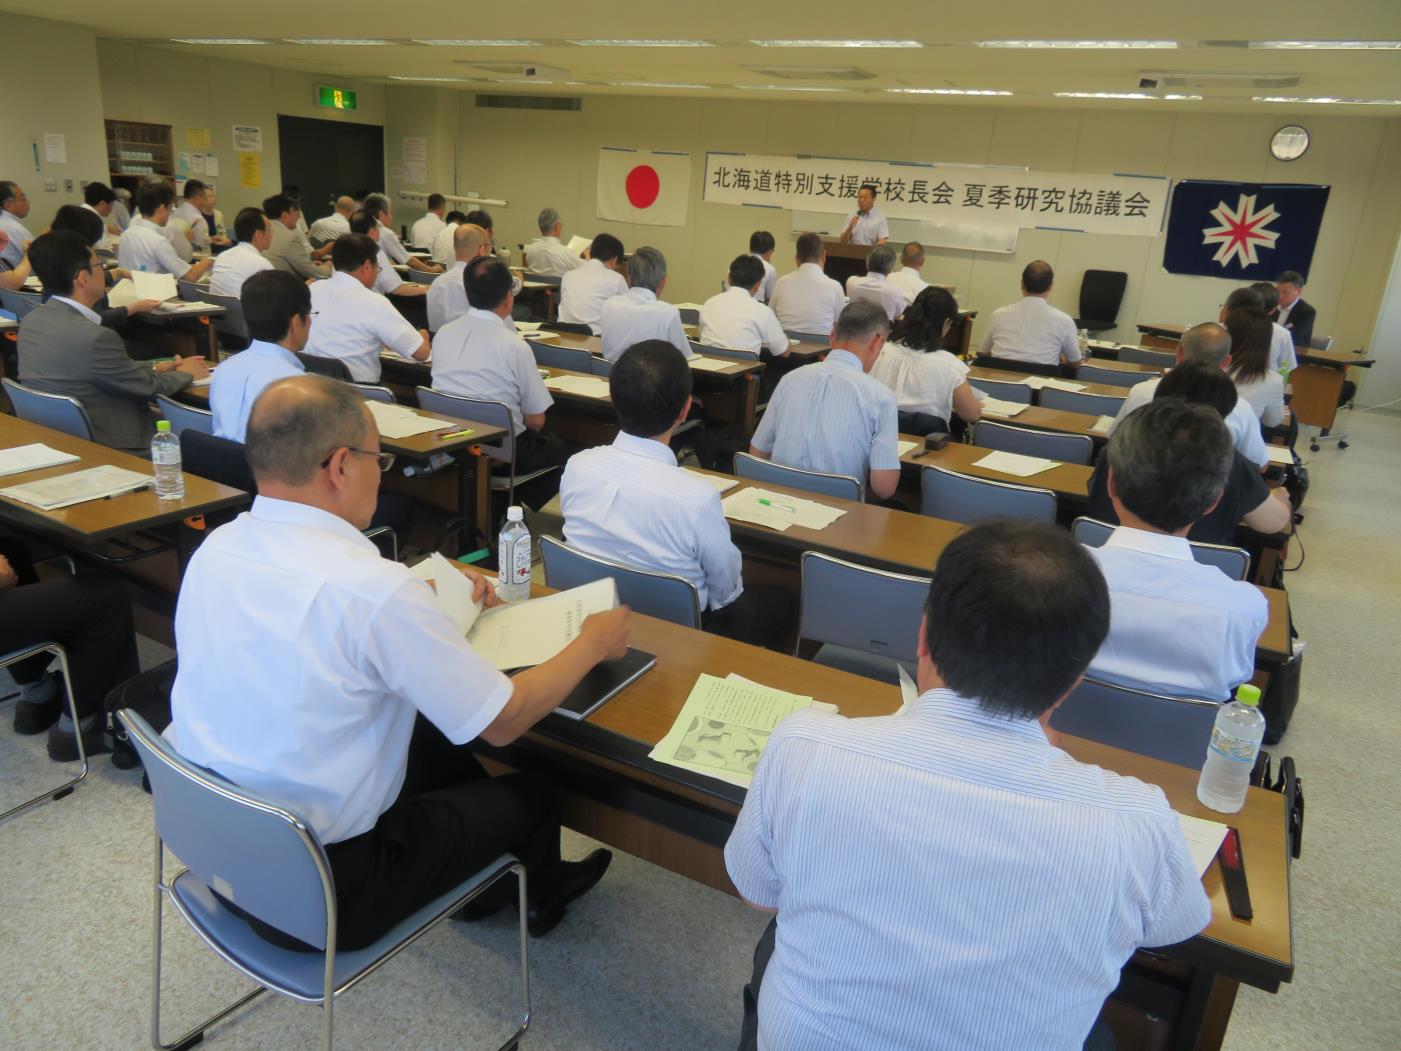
[1201,194,1281,268]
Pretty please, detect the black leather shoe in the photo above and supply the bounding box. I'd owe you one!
[47,720,112,763]
[14,694,62,735]
[526,849,613,938]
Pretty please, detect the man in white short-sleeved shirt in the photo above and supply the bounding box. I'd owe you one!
[525,206,585,277]
[208,207,274,299]
[172,180,227,253]
[887,241,930,307]
[169,373,628,949]
[410,193,447,249]
[599,246,691,362]
[309,197,355,247]
[750,301,900,501]
[0,181,34,268]
[770,233,845,337]
[117,183,213,283]
[348,209,429,301]
[726,519,1210,1051]
[845,244,905,322]
[426,223,493,332]
[700,255,789,358]
[558,233,627,334]
[981,260,1083,369]
[748,230,777,303]
[303,234,428,382]
[364,193,441,277]
[839,183,890,246]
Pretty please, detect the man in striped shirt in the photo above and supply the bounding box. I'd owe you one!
[726,520,1211,1051]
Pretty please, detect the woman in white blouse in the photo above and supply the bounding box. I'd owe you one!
[1224,308,1285,429]
[870,286,981,434]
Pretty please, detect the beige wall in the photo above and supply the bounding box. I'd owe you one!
[384,90,1401,402]
[95,40,387,218]
[2,16,110,238]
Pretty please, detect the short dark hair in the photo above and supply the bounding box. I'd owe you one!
[1276,270,1304,287]
[281,184,301,197]
[795,232,823,263]
[465,257,513,311]
[182,179,207,199]
[1224,286,1264,313]
[348,209,377,236]
[1112,392,1233,532]
[246,375,371,486]
[728,254,765,291]
[0,181,21,209]
[364,193,391,219]
[262,194,296,220]
[610,340,693,437]
[888,286,960,353]
[749,230,775,255]
[445,210,469,225]
[331,233,379,273]
[136,182,174,217]
[242,269,311,343]
[1154,359,1238,419]
[1250,280,1280,313]
[28,231,93,296]
[859,183,879,197]
[234,206,268,244]
[50,204,104,247]
[426,193,446,210]
[833,300,891,345]
[83,181,116,207]
[924,521,1109,719]
[590,232,624,263]
[1021,260,1054,294]
[464,208,494,230]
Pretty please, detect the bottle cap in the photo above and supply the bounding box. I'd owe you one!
[1236,683,1262,707]
[156,420,172,433]
[506,505,524,522]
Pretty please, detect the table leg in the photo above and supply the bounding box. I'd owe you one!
[202,317,218,361]
[739,374,759,433]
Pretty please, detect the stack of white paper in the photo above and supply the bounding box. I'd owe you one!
[155,300,220,314]
[131,271,179,302]
[1020,376,1085,392]
[524,330,561,343]
[973,451,1060,478]
[544,375,612,398]
[1175,812,1230,878]
[1265,445,1293,466]
[688,357,737,372]
[1087,338,1121,350]
[365,401,453,439]
[515,321,544,333]
[722,486,848,531]
[0,443,81,478]
[979,397,1029,419]
[0,465,152,509]
[681,468,739,493]
[897,439,921,457]
[1090,414,1115,435]
[567,234,592,256]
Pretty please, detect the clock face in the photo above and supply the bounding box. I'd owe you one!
[1271,125,1310,162]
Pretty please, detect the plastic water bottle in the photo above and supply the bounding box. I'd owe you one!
[1078,328,1090,354]
[497,506,532,603]
[151,420,185,500]
[1196,684,1266,814]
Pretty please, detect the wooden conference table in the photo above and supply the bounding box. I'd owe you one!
[967,365,1132,402]
[480,607,1292,1051]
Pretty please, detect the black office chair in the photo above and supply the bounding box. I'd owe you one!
[541,321,593,336]
[972,355,1061,378]
[295,353,352,380]
[1073,270,1128,334]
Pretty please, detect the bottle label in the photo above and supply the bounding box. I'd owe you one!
[1209,726,1257,763]
[504,534,531,584]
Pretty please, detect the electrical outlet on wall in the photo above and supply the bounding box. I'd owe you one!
[64,179,74,192]
[43,178,57,192]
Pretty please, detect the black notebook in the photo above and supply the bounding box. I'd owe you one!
[552,648,657,720]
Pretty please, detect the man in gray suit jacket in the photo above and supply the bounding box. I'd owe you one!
[18,232,209,455]
[263,193,330,280]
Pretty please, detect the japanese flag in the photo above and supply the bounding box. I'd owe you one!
[596,147,691,227]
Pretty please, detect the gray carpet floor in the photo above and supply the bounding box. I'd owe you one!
[1,408,1397,1049]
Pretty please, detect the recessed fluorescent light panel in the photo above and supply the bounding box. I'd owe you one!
[284,39,390,46]
[1255,95,1401,105]
[886,87,1012,96]
[413,39,540,46]
[571,40,712,47]
[749,40,923,48]
[737,84,844,92]
[612,81,709,88]
[388,75,471,82]
[980,40,1177,49]
[1249,40,1401,49]
[170,38,267,45]
[1055,91,1201,100]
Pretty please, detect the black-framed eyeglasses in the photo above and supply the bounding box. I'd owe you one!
[320,447,396,472]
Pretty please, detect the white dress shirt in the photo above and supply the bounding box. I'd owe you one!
[80,202,117,250]
[167,497,513,845]
[752,349,900,484]
[699,286,788,356]
[558,259,628,334]
[430,308,554,436]
[886,266,928,307]
[845,271,905,322]
[165,220,195,263]
[1086,526,1268,701]
[0,210,33,267]
[1233,371,1286,428]
[1109,375,1269,468]
[753,254,777,303]
[373,246,405,295]
[208,241,274,299]
[599,288,692,362]
[770,263,845,336]
[377,222,410,265]
[846,207,889,245]
[411,212,446,250]
[524,235,584,277]
[209,340,305,442]
[1269,322,1298,374]
[172,201,211,250]
[117,216,189,276]
[427,260,469,332]
[870,343,970,424]
[980,295,1083,366]
[726,689,1210,1051]
[308,212,350,247]
[430,221,460,266]
[560,432,744,611]
[1276,301,1294,328]
[304,271,423,382]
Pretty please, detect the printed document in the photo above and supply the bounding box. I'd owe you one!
[722,486,847,531]
[131,271,179,302]
[979,397,1029,418]
[681,469,738,493]
[365,401,453,439]
[544,375,612,398]
[973,451,1060,477]
[688,356,738,372]
[0,465,151,510]
[1175,813,1230,879]
[0,443,80,478]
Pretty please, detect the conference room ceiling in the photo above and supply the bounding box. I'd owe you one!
[16,0,1401,114]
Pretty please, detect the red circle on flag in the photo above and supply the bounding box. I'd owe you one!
[625,165,661,209]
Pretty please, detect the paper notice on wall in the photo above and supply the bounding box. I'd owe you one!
[177,152,192,175]
[401,162,427,185]
[238,152,262,189]
[43,134,67,164]
[204,154,220,177]
[189,153,205,175]
[403,137,427,163]
[232,124,263,153]
[186,127,211,149]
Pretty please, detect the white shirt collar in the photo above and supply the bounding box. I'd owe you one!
[612,430,678,466]
[1021,295,1049,306]
[52,296,102,325]
[862,272,888,284]
[132,215,165,231]
[329,269,366,292]
[448,259,466,272]
[244,339,304,368]
[724,284,756,301]
[627,287,658,303]
[825,348,863,372]
[1104,524,1193,561]
[799,262,824,274]
[466,306,504,323]
[249,495,375,550]
[907,688,1052,744]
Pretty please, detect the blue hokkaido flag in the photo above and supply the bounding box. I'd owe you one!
[1163,180,1330,281]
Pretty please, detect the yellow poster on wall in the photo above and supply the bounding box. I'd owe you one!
[238,151,262,189]
[186,127,210,149]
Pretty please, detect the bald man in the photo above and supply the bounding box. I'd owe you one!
[309,196,356,247]
[427,223,493,332]
[887,241,930,308]
[169,374,629,948]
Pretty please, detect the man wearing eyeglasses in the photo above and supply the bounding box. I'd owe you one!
[168,373,630,948]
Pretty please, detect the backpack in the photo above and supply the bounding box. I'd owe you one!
[103,659,178,771]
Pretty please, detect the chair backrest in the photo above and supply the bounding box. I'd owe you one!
[921,465,1055,524]
[177,279,204,302]
[543,320,592,336]
[2,378,94,440]
[1038,387,1126,417]
[1070,517,1251,581]
[784,330,829,345]
[180,429,256,493]
[524,272,562,288]
[733,452,862,502]
[678,307,700,325]
[1077,269,1128,326]
[692,340,759,362]
[0,289,43,319]
[1307,334,1333,351]
[118,710,334,949]
[797,552,928,663]
[539,535,701,627]
[1076,364,1148,389]
[968,376,1032,404]
[973,420,1093,465]
[156,394,214,436]
[196,290,250,344]
[295,352,352,380]
[1118,346,1177,369]
[349,383,395,403]
[415,387,513,464]
[1049,676,1219,768]
[590,355,613,377]
[407,269,436,286]
[972,354,1060,378]
[529,340,594,372]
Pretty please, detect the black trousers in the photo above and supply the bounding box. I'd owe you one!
[0,538,139,719]
[737,917,1118,1051]
[703,586,796,652]
[494,430,569,511]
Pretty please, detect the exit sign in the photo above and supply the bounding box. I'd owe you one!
[317,85,357,111]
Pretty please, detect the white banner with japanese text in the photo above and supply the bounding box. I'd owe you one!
[703,152,1168,237]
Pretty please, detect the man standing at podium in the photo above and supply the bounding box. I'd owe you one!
[839,184,889,246]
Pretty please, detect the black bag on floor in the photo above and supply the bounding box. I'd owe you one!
[1283,457,1310,512]
[103,659,178,771]
[1259,653,1301,745]
[1250,753,1305,859]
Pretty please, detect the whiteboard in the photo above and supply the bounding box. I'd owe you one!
[790,209,1018,255]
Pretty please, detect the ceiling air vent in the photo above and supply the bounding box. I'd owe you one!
[744,65,875,80]
[1140,70,1302,89]
[476,94,581,111]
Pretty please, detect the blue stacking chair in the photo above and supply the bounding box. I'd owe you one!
[920,465,1056,524]
[2,378,94,440]
[797,552,928,684]
[1070,517,1251,581]
[1076,364,1149,389]
[1050,676,1220,768]
[155,394,213,436]
[528,341,593,372]
[732,452,862,503]
[539,535,701,628]
[969,377,1032,404]
[1038,387,1126,417]
[1,641,86,823]
[973,420,1093,465]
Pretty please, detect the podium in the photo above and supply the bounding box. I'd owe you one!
[821,239,870,285]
